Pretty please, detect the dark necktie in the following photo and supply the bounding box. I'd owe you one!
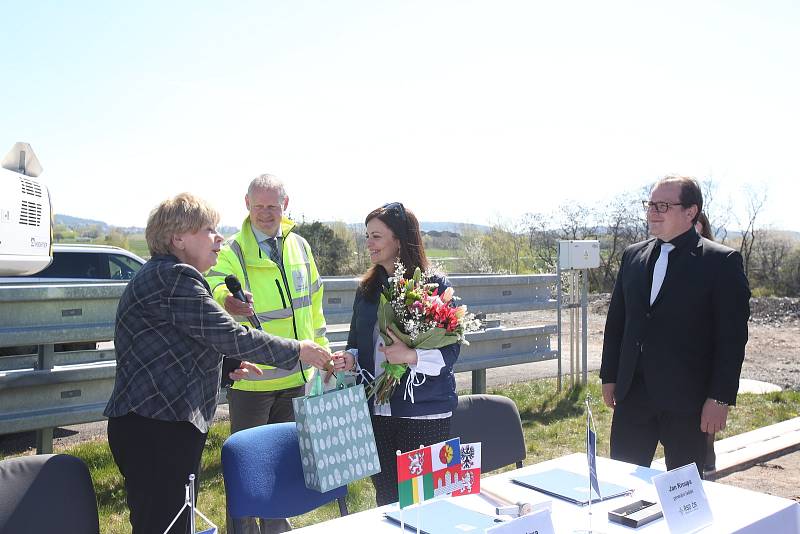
[265,237,281,264]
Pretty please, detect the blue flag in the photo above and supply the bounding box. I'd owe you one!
[586,401,601,499]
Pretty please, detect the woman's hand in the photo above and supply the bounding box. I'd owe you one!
[224,290,254,316]
[229,360,264,381]
[325,350,354,383]
[379,329,418,365]
[299,340,332,370]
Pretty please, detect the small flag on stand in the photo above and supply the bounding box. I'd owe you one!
[397,445,434,509]
[430,438,462,496]
[397,438,483,508]
[586,398,601,500]
[451,442,481,497]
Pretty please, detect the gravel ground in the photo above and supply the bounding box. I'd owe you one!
[1,298,798,499]
[714,449,800,502]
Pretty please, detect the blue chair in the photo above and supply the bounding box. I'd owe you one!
[221,422,348,527]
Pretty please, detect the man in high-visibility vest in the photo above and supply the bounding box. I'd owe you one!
[207,174,329,534]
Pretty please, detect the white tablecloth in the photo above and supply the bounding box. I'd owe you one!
[294,453,800,533]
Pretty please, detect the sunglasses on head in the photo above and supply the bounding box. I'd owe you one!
[381,202,408,224]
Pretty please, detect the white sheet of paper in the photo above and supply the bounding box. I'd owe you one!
[652,463,712,533]
[484,509,555,534]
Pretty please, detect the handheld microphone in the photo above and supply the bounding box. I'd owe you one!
[225,274,262,330]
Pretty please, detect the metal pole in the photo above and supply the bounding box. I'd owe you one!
[35,343,56,454]
[581,269,589,386]
[189,474,196,534]
[586,396,593,531]
[471,369,487,394]
[569,272,574,388]
[572,271,578,388]
[556,255,562,392]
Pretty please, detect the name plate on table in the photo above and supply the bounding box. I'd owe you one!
[486,509,555,534]
[652,463,712,533]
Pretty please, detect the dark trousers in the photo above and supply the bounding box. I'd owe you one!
[610,379,707,477]
[370,415,451,507]
[108,413,207,534]
[228,385,304,433]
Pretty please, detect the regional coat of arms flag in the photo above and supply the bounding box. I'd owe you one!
[430,438,461,471]
[451,442,481,497]
[430,437,465,497]
[397,445,434,508]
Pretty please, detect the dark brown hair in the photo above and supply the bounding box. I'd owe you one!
[359,203,429,300]
[654,175,703,224]
[695,212,714,241]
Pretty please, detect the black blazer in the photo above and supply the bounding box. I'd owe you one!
[600,230,750,414]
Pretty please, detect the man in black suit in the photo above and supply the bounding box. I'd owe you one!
[600,176,750,476]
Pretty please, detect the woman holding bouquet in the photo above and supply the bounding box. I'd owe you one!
[330,202,461,506]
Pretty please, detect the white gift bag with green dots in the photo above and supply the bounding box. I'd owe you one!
[293,374,381,492]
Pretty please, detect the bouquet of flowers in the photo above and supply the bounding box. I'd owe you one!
[366,261,481,404]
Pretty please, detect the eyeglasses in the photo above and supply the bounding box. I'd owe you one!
[381,202,407,224]
[642,200,684,213]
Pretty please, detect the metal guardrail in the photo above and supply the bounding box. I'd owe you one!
[322,274,557,325]
[0,275,561,453]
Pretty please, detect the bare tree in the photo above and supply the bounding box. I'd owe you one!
[593,192,643,291]
[737,185,768,278]
[778,246,800,297]
[751,230,793,293]
[556,202,597,241]
[522,212,558,272]
[699,177,732,243]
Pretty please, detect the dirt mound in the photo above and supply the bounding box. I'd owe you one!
[749,297,800,325]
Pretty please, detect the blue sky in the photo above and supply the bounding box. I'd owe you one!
[1,1,798,230]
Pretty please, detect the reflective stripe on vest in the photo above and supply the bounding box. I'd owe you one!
[315,326,327,338]
[233,308,296,323]
[310,276,323,295]
[228,240,251,291]
[291,294,312,310]
[256,308,294,322]
[243,362,303,381]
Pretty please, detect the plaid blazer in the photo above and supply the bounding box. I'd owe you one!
[104,254,300,432]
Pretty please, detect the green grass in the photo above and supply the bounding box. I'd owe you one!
[24,376,800,533]
[425,248,458,258]
[126,235,150,259]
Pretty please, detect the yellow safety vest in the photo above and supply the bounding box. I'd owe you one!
[206,216,329,391]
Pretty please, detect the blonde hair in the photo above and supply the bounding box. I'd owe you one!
[145,193,220,256]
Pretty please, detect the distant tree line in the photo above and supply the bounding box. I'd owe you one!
[458,180,799,297]
[53,223,130,250]
[54,180,799,297]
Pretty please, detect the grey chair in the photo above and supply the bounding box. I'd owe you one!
[449,394,526,472]
[0,454,99,534]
